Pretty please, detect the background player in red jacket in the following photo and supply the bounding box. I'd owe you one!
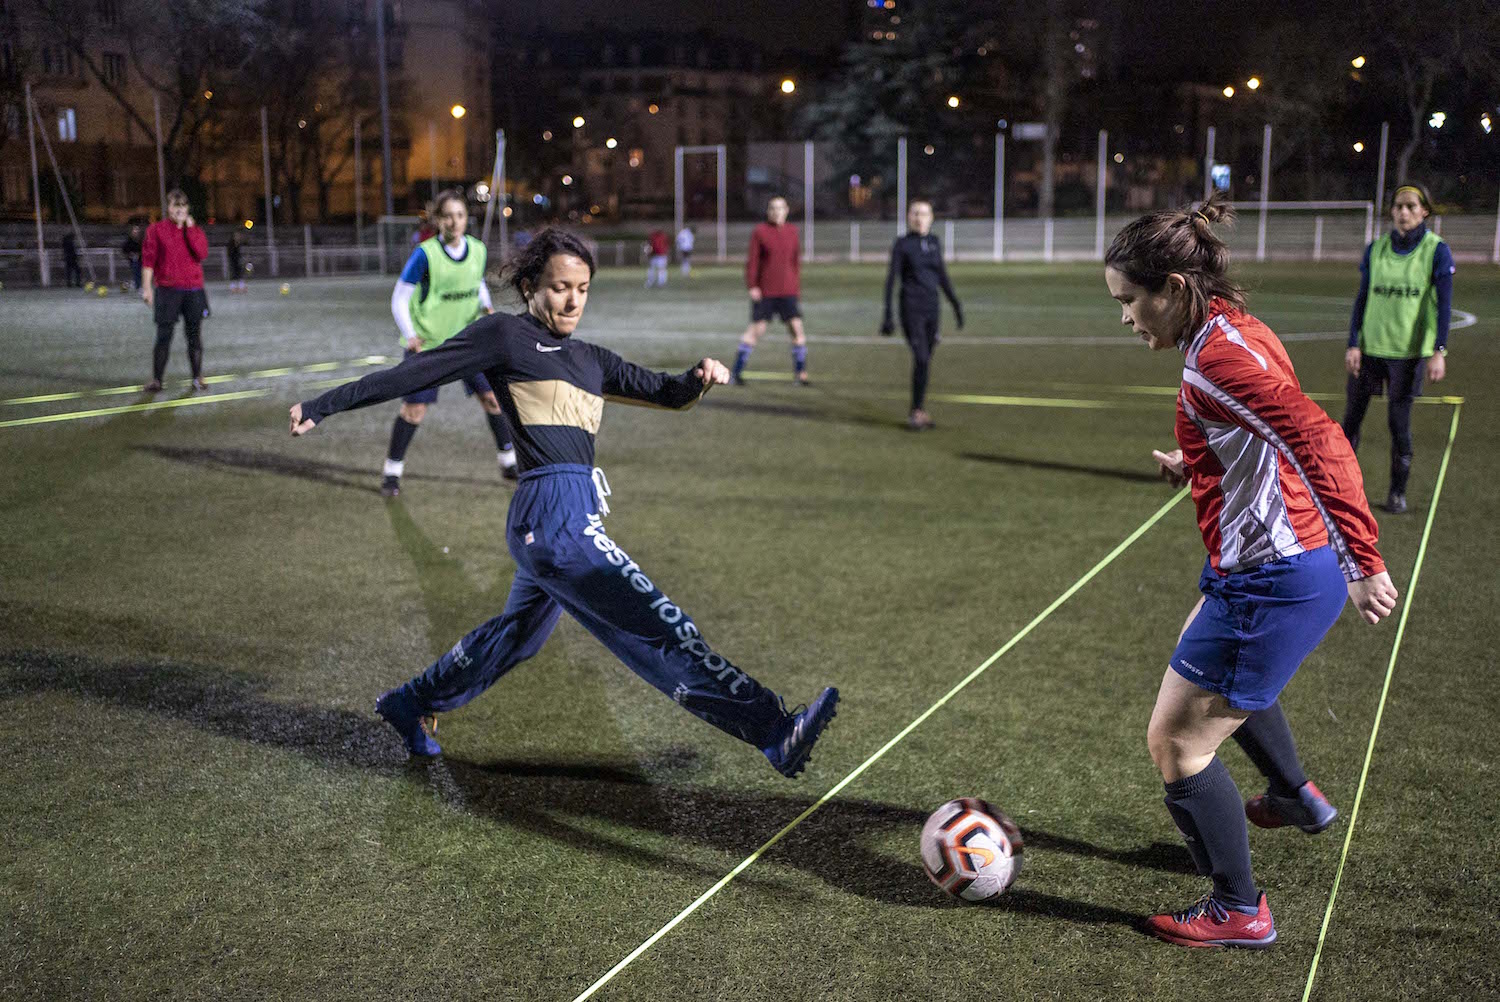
[731,196,808,385]
[1103,194,1398,950]
[140,188,210,392]
[645,228,670,288]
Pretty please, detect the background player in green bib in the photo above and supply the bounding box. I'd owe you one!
[1342,182,1454,514]
[382,190,517,497]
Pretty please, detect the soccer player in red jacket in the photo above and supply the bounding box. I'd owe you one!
[731,196,808,385]
[1103,194,1398,949]
[140,188,210,392]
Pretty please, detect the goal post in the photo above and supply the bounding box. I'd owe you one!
[376,215,423,274]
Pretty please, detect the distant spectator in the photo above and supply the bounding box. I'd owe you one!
[676,224,695,277]
[62,232,81,288]
[227,231,247,292]
[122,223,143,290]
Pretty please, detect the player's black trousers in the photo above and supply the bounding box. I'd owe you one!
[901,302,940,411]
[1341,355,1423,496]
[152,288,208,381]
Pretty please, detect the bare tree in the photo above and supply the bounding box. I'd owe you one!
[24,0,262,185]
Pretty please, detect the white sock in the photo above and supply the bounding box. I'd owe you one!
[383,458,405,478]
[497,448,516,470]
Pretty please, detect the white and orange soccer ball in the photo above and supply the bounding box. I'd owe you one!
[920,797,1024,901]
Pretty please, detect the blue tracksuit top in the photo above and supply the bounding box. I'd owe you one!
[299,311,709,472]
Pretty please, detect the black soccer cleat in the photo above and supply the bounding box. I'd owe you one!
[380,475,401,498]
[1383,492,1407,514]
[762,687,839,778]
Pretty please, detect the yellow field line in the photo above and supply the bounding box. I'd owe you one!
[571,487,1192,1001]
[1301,403,1462,1001]
[1,355,390,407]
[0,389,272,428]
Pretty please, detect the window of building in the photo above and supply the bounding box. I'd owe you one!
[102,52,125,85]
[58,107,77,142]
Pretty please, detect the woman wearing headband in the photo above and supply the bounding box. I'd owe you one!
[1341,182,1455,514]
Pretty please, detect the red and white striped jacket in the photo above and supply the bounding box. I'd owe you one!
[1177,302,1385,581]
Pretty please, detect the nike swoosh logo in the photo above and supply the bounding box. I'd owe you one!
[535,342,562,352]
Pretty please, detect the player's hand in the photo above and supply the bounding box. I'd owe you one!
[954,305,965,330]
[1425,352,1446,382]
[748,287,763,303]
[185,215,195,228]
[880,320,894,336]
[405,336,422,353]
[1151,448,1188,488]
[1344,347,1362,377]
[288,403,316,437]
[1347,571,1398,625]
[141,285,154,307]
[694,358,730,388]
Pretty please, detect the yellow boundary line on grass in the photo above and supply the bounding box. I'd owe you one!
[571,486,1192,1002]
[0,355,391,407]
[0,389,273,427]
[1302,402,1462,1002]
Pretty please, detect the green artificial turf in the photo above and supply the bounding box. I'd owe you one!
[2,261,1496,1000]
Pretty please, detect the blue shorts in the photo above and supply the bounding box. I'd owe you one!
[400,347,493,404]
[751,295,801,323]
[1170,546,1348,711]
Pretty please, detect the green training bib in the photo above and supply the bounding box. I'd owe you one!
[1359,230,1441,359]
[409,235,487,350]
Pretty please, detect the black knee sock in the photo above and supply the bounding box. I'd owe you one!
[152,325,174,381]
[185,333,204,378]
[911,359,931,411]
[1231,700,1308,798]
[485,411,513,452]
[387,416,419,463]
[1163,757,1258,909]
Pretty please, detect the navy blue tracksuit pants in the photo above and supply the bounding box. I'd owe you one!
[401,465,785,746]
[902,301,940,411]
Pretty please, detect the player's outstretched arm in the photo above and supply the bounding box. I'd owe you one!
[597,347,724,410]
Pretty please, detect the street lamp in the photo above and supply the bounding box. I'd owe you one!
[572,116,585,128]
[1222,85,1235,98]
[1353,141,1365,152]
[946,95,960,108]
[1246,77,1261,90]
[1351,55,1366,68]
[450,104,466,119]
[605,137,617,149]
[780,79,795,94]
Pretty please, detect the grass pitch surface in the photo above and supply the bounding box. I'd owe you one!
[3,261,1497,1000]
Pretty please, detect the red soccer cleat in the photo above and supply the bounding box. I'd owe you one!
[1145,892,1277,949]
[1246,781,1339,833]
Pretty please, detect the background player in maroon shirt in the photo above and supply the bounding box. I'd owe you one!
[731,196,808,385]
[140,189,210,392]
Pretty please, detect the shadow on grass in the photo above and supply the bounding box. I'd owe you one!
[701,395,908,432]
[133,445,503,494]
[5,648,1175,926]
[959,452,1163,484]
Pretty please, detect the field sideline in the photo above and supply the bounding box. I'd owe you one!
[3,261,1496,1000]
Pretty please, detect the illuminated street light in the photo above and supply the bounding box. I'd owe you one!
[572,116,585,128]
[203,90,213,100]
[648,104,659,114]
[561,174,573,186]
[1481,112,1493,135]
[1351,55,1366,68]
[923,144,935,155]
[780,79,795,94]
[605,137,617,149]
[1223,85,1235,98]
[1113,152,1123,163]
[1353,141,1365,152]
[1428,111,1446,129]
[1246,77,1261,90]
[450,104,466,119]
[947,95,960,108]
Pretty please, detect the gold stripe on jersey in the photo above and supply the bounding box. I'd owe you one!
[509,379,604,434]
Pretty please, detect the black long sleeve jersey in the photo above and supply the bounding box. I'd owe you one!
[299,311,710,472]
[882,233,961,321]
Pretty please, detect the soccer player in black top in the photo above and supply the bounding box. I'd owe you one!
[881,201,963,430]
[288,229,839,777]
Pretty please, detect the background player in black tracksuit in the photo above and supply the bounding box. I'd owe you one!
[881,200,963,430]
[288,228,839,777]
